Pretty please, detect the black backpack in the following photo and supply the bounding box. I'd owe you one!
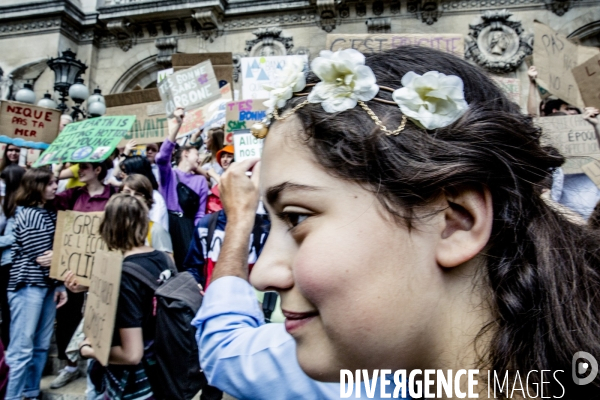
[122,258,204,400]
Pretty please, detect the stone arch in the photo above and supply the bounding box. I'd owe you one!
[110,55,163,94]
[1,58,49,100]
[556,8,600,46]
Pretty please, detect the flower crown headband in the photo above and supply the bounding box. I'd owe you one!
[250,48,469,139]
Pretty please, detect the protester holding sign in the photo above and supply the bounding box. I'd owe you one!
[155,107,208,270]
[50,159,117,390]
[5,168,66,400]
[198,127,225,188]
[0,164,25,346]
[79,193,173,399]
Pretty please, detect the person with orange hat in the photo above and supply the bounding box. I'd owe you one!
[205,145,233,214]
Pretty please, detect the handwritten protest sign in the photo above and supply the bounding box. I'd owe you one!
[233,129,264,162]
[157,68,173,84]
[241,55,308,100]
[178,84,232,138]
[34,116,135,167]
[50,211,111,287]
[537,115,600,174]
[492,77,521,105]
[83,251,123,366]
[582,160,600,189]
[533,21,599,108]
[326,34,464,57]
[0,101,61,148]
[572,53,600,109]
[158,60,221,116]
[225,99,268,145]
[105,102,167,146]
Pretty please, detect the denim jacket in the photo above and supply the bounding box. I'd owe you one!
[0,206,22,267]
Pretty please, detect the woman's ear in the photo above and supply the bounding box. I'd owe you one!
[435,186,493,268]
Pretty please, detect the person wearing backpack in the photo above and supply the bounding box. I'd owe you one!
[155,107,209,271]
[79,193,204,400]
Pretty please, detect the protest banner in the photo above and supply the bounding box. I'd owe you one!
[533,21,599,109]
[325,34,464,57]
[225,99,268,145]
[105,102,167,146]
[582,160,600,189]
[157,68,173,84]
[0,101,61,149]
[50,211,111,287]
[34,115,135,167]
[233,129,264,162]
[26,148,41,165]
[83,250,123,366]
[178,84,232,138]
[172,53,234,85]
[537,115,600,174]
[158,60,221,116]
[241,55,308,100]
[104,88,161,108]
[572,53,600,109]
[492,77,521,105]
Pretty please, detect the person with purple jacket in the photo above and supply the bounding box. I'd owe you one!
[155,107,209,270]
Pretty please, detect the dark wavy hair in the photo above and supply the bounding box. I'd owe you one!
[1,164,25,218]
[280,46,600,398]
[120,156,158,190]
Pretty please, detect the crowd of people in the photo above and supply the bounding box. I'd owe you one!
[0,45,597,399]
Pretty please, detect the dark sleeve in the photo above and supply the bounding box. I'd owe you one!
[53,188,77,211]
[115,274,145,329]
[183,223,206,287]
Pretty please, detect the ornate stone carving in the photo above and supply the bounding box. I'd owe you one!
[232,54,242,83]
[176,20,187,35]
[373,1,384,16]
[146,23,157,37]
[356,1,366,17]
[192,6,224,42]
[245,27,293,57]
[106,19,135,51]
[544,0,577,16]
[390,1,401,14]
[366,18,391,33]
[465,10,533,74]
[155,37,177,67]
[161,21,172,36]
[339,3,350,18]
[316,0,342,33]
[409,1,442,25]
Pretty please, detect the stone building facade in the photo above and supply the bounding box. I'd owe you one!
[0,0,598,109]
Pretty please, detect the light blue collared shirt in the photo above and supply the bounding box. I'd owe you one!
[192,276,407,400]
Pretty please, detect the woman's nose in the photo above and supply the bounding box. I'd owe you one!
[251,230,295,293]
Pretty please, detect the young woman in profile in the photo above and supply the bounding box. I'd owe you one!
[245,46,600,398]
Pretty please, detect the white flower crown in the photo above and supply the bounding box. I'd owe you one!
[251,48,469,139]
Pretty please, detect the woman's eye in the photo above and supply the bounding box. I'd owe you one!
[278,212,310,229]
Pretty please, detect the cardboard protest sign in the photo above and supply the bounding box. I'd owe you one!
[325,34,464,57]
[50,211,111,287]
[158,61,221,116]
[26,149,41,165]
[172,53,234,85]
[83,250,123,366]
[533,21,599,108]
[157,68,173,84]
[178,84,233,138]
[0,101,61,149]
[492,77,521,105]
[225,99,268,145]
[241,55,308,100]
[572,53,600,109]
[582,160,600,189]
[233,129,264,162]
[537,115,600,174]
[105,102,167,146]
[34,116,135,167]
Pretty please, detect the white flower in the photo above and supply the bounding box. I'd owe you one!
[392,71,469,130]
[263,58,307,114]
[308,49,379,113]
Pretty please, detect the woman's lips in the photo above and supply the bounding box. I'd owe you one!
[282,310,319,333]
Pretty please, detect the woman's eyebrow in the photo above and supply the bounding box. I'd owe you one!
[265,182,322,206]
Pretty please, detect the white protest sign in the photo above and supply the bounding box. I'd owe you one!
[158,61,221,116]
[241,55,308,100]
[537,115,600,174]
[233,129,263,162]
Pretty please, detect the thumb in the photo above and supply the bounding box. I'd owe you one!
[251,161,261,189]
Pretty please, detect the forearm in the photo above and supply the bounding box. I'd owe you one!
[211,219,254,282]
[527,81,539,117]
[108,346,140,365]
